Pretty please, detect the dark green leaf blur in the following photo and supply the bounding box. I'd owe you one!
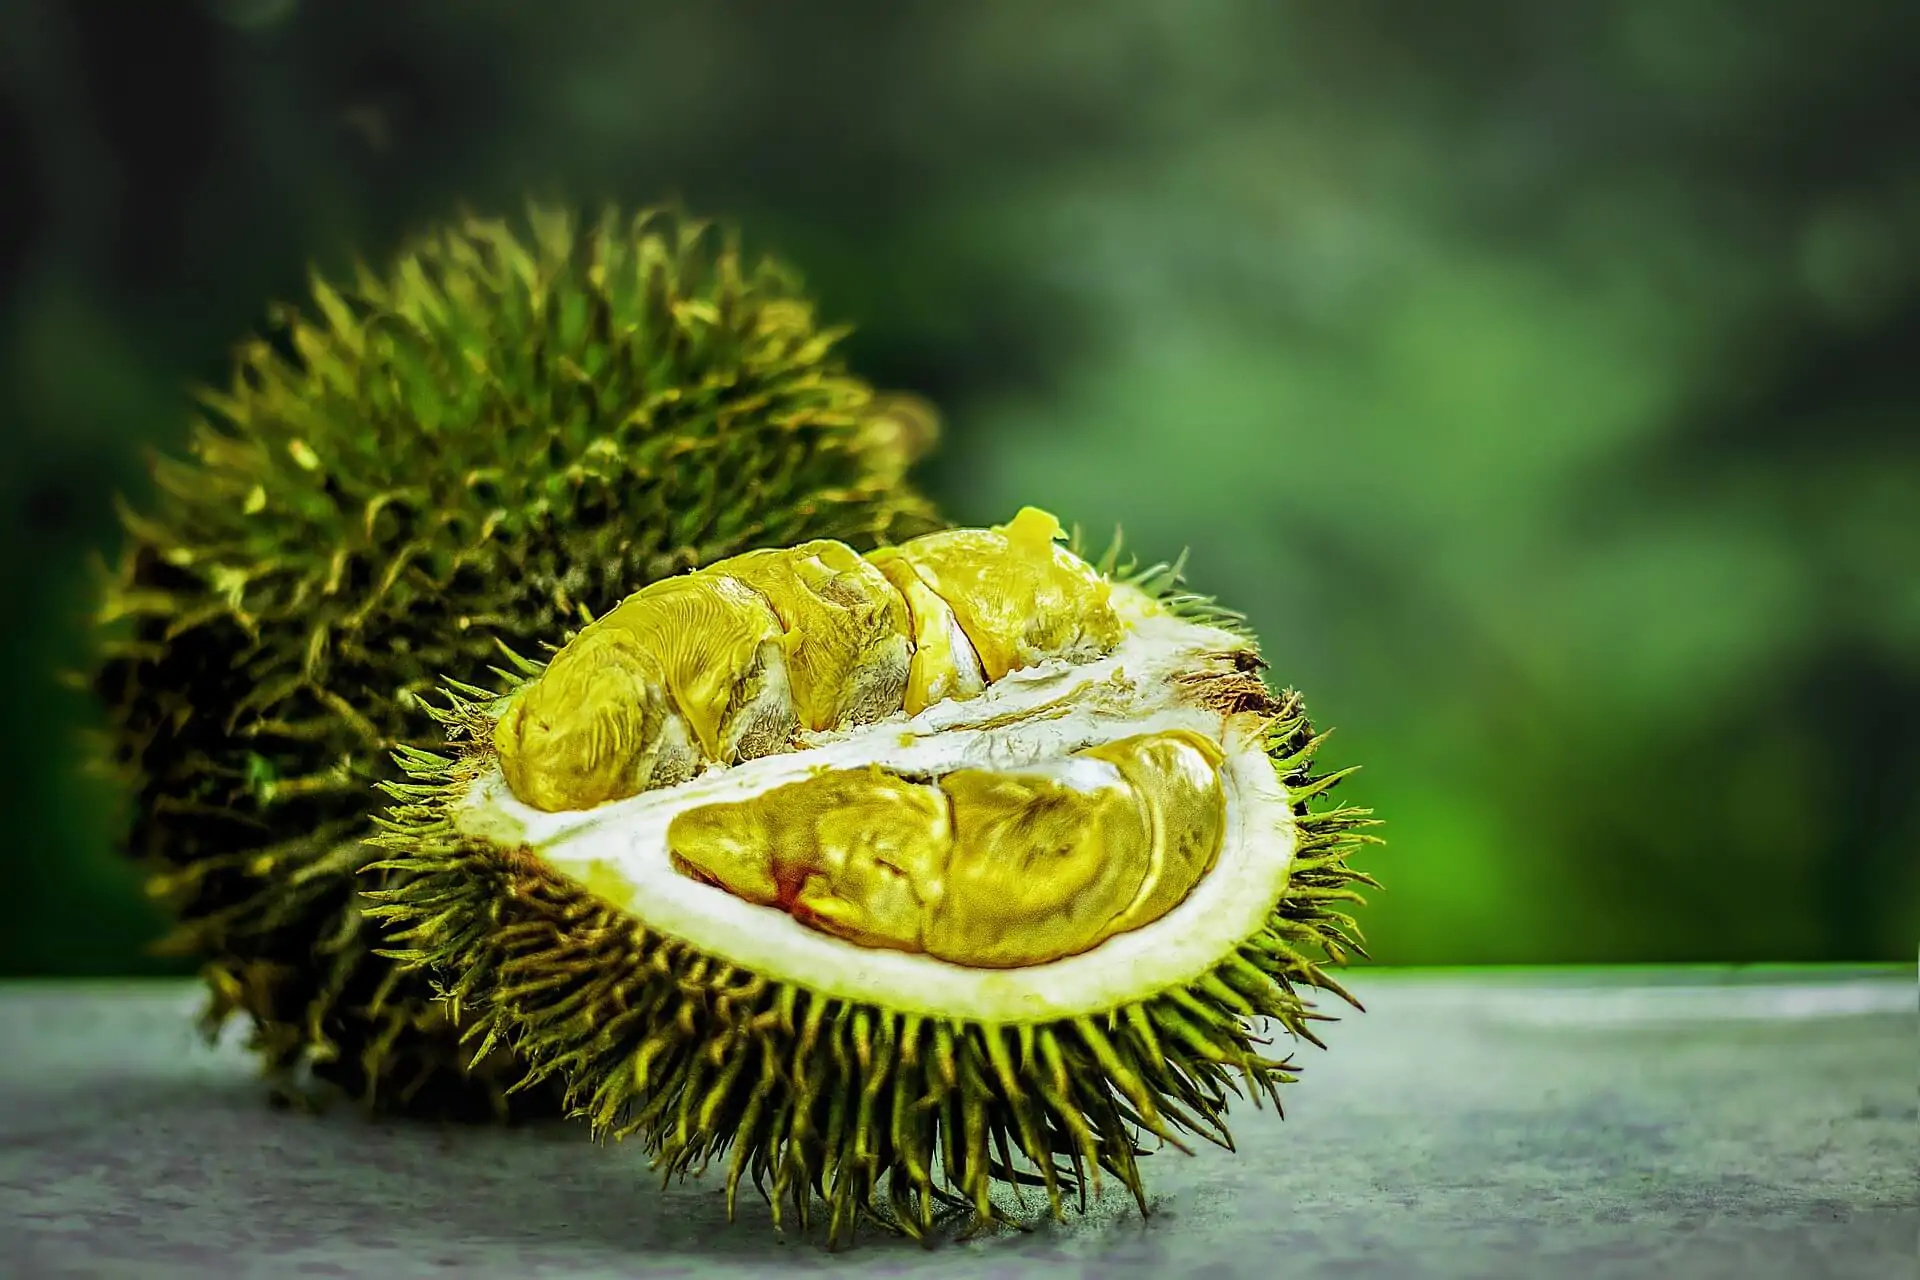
[2,0,1914,974]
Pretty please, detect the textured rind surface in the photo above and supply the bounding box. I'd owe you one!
[87,204,942,1120]
[368,608,1379,1247]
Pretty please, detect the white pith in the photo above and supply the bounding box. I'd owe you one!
[452,608,1298,1023]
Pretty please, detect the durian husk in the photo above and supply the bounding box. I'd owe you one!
[87,204,942,1120]
[367,571,1379,1244]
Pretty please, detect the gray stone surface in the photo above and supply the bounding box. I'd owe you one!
[0,968,1912,1279]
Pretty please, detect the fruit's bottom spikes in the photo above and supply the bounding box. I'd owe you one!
[142,824,564,1118]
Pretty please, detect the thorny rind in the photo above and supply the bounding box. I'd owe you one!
[365,566,1380,1247]
[86,203,941,1119]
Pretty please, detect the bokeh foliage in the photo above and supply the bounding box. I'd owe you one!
[2,0,1915,974]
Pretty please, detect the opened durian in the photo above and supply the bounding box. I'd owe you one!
[87,204,940,1118]
[371,506,1377,1245]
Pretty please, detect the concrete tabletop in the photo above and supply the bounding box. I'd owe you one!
[0,968,1912,1279]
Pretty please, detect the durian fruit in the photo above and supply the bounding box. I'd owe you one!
[87,204,942,1119]
[369,506,1377,1244]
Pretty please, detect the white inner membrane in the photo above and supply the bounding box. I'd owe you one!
[453,612,1298,1023]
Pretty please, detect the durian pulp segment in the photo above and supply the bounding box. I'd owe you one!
[666,727,1226,969]
[864,551,987,714]
[491,507,1132,812]
[453,610,1295,1024]
[590,574,795,763]
[716,541,913,731]
[869,505,1124,682]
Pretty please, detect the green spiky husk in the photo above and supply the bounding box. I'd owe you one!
[88,204,942,1119]
[365,628,1378,1246]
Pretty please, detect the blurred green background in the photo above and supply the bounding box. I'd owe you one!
[2,0,1915,975]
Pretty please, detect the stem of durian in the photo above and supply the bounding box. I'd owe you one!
[494,507,1125,813]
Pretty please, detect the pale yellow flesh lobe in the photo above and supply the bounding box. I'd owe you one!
[864,550,987,715]
[491,627,697,812]
[665,729,1227,968]
[493,507,1130,814]
[714,541,912,731]
[873,506,1123,682]
[595,575,791,761]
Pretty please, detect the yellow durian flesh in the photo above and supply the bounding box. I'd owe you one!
[1083,727,1232,939]
[492,507,1129,814]
[879,505,1124,681]
[668,765,952,953]
[491,627,699,812]
[716,541,912,731]
[594,574,796,762]
[863,549,988,714]
[665,729,1225,969]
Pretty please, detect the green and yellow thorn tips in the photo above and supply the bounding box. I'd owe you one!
[88,201,940,1117]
